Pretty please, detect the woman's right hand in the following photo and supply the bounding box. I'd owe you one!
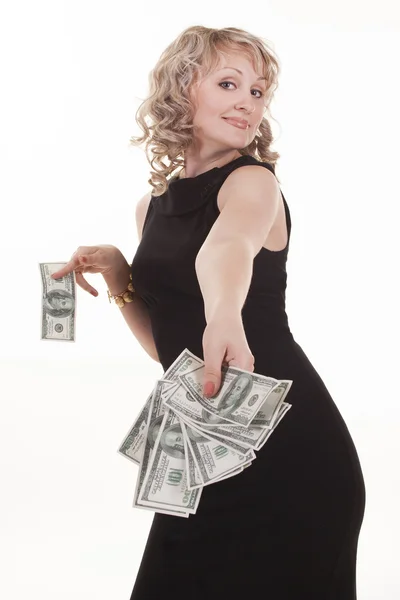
[51,245,125,297]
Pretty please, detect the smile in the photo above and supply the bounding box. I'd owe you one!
[223,118,250,130]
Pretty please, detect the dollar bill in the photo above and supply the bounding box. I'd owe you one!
[176,364,281,427]
[198,401,292,452]
[39,262,76,341]
[181,421,255,487]
[249,380,293,428]
[177,410,256,453]
[132,381,189,517]
[118,349,204,463]
[183,423,245,491]
[118,380,175,465]
[118,389,155,465]
[181,421,203,490]
[183,384,291,449]
[254,402,292,451]
[138,408,202,514]
[162,348,204,382]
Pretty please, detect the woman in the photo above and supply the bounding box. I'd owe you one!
[52,25,365,600]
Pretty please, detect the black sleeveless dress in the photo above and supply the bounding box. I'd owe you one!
[129,154,365,599]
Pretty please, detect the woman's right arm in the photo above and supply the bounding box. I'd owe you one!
[103,191,161,363]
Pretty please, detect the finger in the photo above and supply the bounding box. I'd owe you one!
[248,355,255,372]
[52,257,98,296]
[52,255,85,279]
[75,271,98,296]
[227,354,254,372]
[203,349,225,398]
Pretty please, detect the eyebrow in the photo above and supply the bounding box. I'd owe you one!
[217,67,267,82]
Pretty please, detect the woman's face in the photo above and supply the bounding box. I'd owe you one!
[189,49,267,151]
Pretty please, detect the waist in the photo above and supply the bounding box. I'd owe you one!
[148,297,293,369]
[147,294,291,328]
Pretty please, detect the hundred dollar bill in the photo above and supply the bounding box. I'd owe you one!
[177,410,256,453]
[182,401,292,455]
[177,364,283,427]
[118,350,204,463]
[39,262,76,341]
[187,454,244,488]
[194,420,267,450]
[181,421,255,487]
[162,348,205,383]
[118,388,155,465]
[249,381,293,428]
[133,381,189,517]
[165,380,292,449]
[138,408,202,515]
[181,420,203,489]
[118,381,175,465]
[181,422,246,490]
[193,382,292,448]
[254,402,292,451]
[183,404,292,490]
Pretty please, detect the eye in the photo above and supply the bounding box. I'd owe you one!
[219,81,235,90]
[219,81,264,99]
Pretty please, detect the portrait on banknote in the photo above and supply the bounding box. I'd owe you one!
[160,424,185,459]
[203,373,253,424]
[42,289,75,318]
[147,415,164,448]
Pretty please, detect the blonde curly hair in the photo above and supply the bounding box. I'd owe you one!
[129,26,281,197]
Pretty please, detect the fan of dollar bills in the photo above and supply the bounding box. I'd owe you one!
[118,348,293,518]
[38,264,293,517]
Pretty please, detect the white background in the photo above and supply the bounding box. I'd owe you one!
[1,1,399,598]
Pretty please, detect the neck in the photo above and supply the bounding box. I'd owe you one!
[179,150,242,179]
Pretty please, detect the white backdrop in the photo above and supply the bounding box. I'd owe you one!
[1,1,399,598]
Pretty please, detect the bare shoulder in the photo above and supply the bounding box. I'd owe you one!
[217,164,279,212]
[135,190,152,241]
[214,164,286,252]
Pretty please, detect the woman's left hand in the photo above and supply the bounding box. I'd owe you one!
[202,314,255,398]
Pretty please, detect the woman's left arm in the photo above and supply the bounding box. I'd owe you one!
[195,165,280,397]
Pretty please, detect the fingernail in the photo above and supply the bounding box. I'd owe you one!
[204,382,215,397]
[90,291,97,297]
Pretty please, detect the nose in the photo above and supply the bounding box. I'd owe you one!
[234,94,256,114]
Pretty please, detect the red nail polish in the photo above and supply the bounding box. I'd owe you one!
[204,382,215,397]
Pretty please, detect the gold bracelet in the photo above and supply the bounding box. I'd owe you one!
[107,265,135,308]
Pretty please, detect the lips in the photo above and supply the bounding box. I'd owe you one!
[223,117,249,130]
